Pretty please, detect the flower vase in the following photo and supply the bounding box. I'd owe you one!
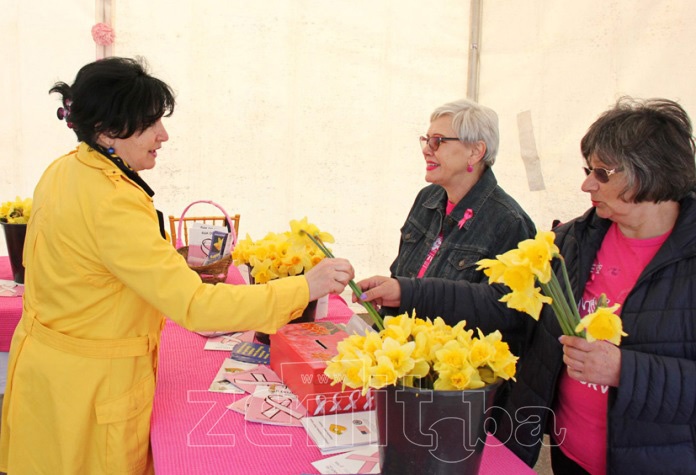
[1,222,27,284]
[255,299,317,345]
[376,381,501,475]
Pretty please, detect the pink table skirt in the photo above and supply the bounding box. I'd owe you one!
[151,290,535,475]
[0,256,22,352]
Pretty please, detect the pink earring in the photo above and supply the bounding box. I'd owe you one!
[467,164,474,173]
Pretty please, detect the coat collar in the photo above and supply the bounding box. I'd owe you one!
[571,193,696,274]
[421,167,498,230]
[75,142,155,197]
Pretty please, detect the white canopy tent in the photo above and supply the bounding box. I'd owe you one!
[2,0,695,288]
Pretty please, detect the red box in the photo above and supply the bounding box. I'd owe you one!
[270,321,374,416]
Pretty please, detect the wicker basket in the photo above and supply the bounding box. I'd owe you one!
[175,200,238,285]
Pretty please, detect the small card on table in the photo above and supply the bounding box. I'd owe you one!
[230,341,271,365]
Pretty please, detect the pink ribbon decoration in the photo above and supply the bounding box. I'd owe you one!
[261,396,304,420]
[346,451,380,473]
[342,390,360,411]
[313,392,342,415]
[458,208,474,229]
[362,390,374,410]
[91,22,115,46]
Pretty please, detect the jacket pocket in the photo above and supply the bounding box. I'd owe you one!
[95,374,155,474]
[443,249,486,282]
[391,221,431,277]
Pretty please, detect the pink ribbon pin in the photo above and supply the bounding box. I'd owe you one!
[458,208,474,229]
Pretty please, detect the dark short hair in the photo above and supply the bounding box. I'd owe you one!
[49,57,175,145]
[580,97,696,203]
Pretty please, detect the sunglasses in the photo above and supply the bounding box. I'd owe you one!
[583,166,622,183]
[419,135,459,151]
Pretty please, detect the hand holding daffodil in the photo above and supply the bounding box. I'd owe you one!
[559,335,622,387]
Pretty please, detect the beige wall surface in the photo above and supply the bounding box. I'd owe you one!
[2,0,696,298]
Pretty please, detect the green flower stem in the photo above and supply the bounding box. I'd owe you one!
[301,231,385,331]
[557,255,583,326]
[539,281,570,335]
[549,269,581,335]
[549,277,576,335]
[541,274,580,336]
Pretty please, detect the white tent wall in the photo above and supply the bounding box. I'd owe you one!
[2,0,696,294]
[479,0,696,230]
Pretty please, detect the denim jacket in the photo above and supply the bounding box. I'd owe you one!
[390,168,536,282]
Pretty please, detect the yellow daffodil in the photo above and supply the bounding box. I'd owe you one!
[290,217,335,247]
[476,257,507,283]
[434,364,485,390]
[451,320,474,344]
[575,303,627,345]
[369,355,399,389]
[500,265,537,292]
[434,340,470,372]
[280,251,312,276]
[324,311,518,392]
[407,358,431,379]
[374,337,417,376]
[517,231,559,283]
[325,353,373,392]
[232,218,331,282]
[468,338,496,368]
[382,313,414,344]
[0,197,32,224]
[478,231,626,344]
[499,286,553,320]
[248,258,279,284]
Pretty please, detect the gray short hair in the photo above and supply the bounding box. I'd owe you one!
[581,97,696,203]
[430,99,500,166]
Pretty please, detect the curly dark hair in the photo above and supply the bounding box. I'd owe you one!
[49,57,175,145]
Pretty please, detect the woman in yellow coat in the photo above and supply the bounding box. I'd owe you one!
[0,57,354,474]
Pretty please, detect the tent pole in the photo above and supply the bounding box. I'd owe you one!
[467,0,483,101]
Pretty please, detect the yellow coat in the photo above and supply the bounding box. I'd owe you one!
[0,143,308,474]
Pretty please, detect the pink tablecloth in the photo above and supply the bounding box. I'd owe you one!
[151,290,535,475]
[0,256,23,351]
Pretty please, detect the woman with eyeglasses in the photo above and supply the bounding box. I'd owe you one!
[388,99,535,356]
[357,97,696,474]
[0,57,354,474]
[391,99,535,282]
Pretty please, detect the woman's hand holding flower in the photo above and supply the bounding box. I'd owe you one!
[305,258,354,301]
[355,276,402,308]
[560,335,622,387]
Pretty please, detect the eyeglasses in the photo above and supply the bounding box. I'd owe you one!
[583,166,622,183]
[419,135,460,151]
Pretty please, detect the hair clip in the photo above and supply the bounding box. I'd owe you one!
[57,100,73,128]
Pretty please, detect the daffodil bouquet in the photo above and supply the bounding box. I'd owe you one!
[325,311,518,394]
[231,217,331,284]
[476,231,627,344]
[0,197,32,224]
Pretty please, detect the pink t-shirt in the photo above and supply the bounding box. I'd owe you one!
[417,201,457,278]
[554,222,669,474]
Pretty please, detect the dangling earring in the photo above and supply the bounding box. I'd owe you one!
[107,147,115,155]
[467,163,474,173]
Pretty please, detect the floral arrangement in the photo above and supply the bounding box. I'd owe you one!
[476,230,627,344]
[0,197,32,224]
[231,217,332,284]
[325,311,518,394]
